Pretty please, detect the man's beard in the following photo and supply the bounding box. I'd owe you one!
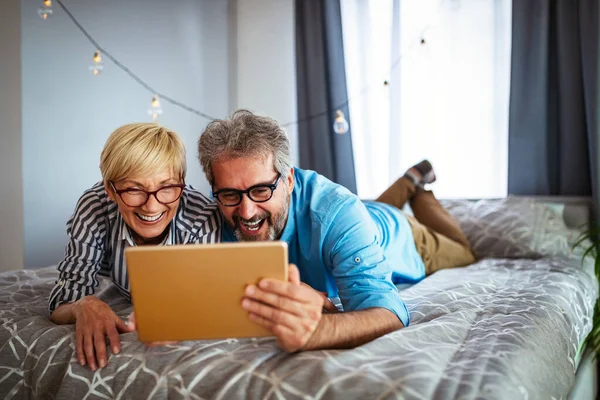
[227,198,289,242]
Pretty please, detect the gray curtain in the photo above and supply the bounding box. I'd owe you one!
[508,0,599,199]
[295,0,357,194]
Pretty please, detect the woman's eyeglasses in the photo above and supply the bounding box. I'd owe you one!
[109,181,185,207]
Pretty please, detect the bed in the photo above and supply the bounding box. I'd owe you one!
[0,196,597,399]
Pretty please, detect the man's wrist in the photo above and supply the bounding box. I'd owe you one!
[300,308,403,351]
[302,313,332,351]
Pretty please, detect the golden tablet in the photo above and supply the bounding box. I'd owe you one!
[125,241,288,342]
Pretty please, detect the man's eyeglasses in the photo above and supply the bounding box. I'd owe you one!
[109,181,186,207]
[213,174,281,207]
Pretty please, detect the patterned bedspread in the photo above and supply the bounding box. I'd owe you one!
[0,256,596,399]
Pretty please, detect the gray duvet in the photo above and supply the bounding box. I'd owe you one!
[0,255,596,399]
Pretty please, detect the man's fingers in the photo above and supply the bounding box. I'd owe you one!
[93,331,108,368]
[244,286,305,317]
[288,264,300,286]
[83,331,97,371]
[257,279,315,303]
[105,325,121,355]
[75,328,86,366]
[272,323,304,351]
[300,283,319,292]
[248,312,300,342]
[242,299,299,330]
[271,324,303,344]
[248,312,275,330]
[248,314,304,353]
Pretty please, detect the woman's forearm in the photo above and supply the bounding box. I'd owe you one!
[50,301,80,324]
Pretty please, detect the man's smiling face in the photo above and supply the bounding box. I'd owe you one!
[212,154,294,242]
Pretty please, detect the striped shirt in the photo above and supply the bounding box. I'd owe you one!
[48,182,222,312]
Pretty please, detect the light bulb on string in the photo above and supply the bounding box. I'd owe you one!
[148,95,163,121]
[38,0,53,20]
[333,110,349,135]
[419,36,432,59]
[89,50,104,76]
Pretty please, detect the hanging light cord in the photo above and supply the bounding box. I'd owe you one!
[53,0,446,127]
[54,0,218,121]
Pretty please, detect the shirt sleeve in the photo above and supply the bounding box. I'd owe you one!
[323,198,410,326]
[187,212,222,244]
[180,191,223,245]
[48,189,107,313]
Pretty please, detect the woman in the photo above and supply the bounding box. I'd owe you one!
[49,123,221,371]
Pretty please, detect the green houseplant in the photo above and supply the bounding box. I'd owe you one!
[573,229,600,356]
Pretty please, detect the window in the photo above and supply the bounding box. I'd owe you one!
[341,0,512,199]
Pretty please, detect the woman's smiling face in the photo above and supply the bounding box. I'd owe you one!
[105,169,182,244]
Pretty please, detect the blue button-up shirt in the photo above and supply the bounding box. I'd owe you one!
[222,167,425,326]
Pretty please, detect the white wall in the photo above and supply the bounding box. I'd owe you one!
[231,0,298,163]
[0,0,24,273]
[15,0,296,269]
[21,0,231,268]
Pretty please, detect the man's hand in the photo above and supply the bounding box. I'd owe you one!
[242,264,326,352]
[315,287,339,313]
[71,296,134,370]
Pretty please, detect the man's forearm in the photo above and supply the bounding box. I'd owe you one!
[303,308,403,350]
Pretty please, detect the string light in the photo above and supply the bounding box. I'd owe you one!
[333,110,349,134]
[148,95,163,121]
[292,1,446,130]
[89,50,103,76]
[38,0,53,20]
[47,0,448,130]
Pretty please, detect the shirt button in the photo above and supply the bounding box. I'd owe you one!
[354,257,361,263]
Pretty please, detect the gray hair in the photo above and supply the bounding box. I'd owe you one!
[198,109,292,186]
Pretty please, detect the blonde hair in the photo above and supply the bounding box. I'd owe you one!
[100,123,187,183]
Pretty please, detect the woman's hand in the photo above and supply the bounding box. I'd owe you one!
[71,296,134,371]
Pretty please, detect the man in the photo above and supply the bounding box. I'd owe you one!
[198,110,475,352]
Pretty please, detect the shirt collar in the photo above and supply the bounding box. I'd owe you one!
[173,189,189,234]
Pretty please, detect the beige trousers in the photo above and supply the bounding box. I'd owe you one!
[376,177,476,275]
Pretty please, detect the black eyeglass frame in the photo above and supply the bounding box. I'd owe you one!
[212,174,282,207]
[109,181,186,207]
